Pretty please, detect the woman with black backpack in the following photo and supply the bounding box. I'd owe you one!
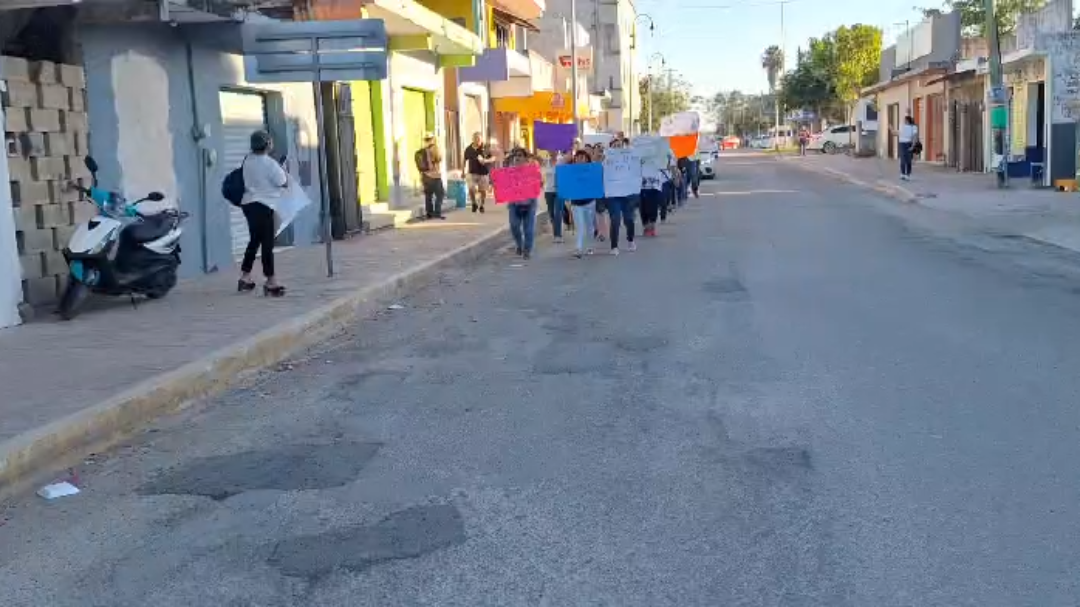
[237,131,288,297]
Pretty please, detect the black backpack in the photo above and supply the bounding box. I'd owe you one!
[414,148,431,173]
[222,157,246,207]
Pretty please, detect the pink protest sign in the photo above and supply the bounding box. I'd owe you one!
[491,164,543,203]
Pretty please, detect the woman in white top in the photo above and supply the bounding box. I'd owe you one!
[897,115,919,180]
[239,130,288,297]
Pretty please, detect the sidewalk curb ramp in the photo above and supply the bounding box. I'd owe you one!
[0,221,524,501]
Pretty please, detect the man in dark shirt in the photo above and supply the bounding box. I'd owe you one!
[462,132,494,213]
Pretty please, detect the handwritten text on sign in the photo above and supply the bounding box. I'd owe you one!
[602,149,643,197]
[491,164,543,203]
[632,136,671,172]
[556,163,605,200]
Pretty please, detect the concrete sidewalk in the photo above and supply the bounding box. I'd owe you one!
[0,206,521,498]
[784,154,1080,254]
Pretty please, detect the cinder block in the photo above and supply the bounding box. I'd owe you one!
[52,225,76,250]
[27,108,61,132]
[7,156,32,182]
[17,227,52,252]
[71,200,97,223]
[42,250,67,276]
[68,88,85,112]
[58,63,85,88]
[1,80,38,108]
[31,60,58,84]
[52,180,80,204]
[10,179,51,206]
[67,156,90,179]
[19,253,42,279]
[36,202,68,228]
[4,106,28,132]
[12,201,37,229]
[71,130,88,155]
[21,276,58,305]
[37,84,69,110]
[42,132,72,156]
[31,156,67,180]
[1,56,31,82]
[59,110,86,132]
[10,132,45,157]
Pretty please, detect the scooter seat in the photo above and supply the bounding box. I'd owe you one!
[125,213,175,243]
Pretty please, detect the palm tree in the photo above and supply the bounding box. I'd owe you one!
[761,45,784,92]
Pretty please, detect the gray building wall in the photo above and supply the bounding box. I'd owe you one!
[877,11,961,83]
[78,22,322,277]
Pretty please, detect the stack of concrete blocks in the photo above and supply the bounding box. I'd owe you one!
[2,55,90,307]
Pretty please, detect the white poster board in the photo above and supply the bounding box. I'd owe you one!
[659,111,701,136]
[602,148,643,197]
[632,136,671,172]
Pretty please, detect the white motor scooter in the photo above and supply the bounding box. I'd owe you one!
[59,156,188,320]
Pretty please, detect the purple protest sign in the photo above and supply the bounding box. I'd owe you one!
[533,121,577,152]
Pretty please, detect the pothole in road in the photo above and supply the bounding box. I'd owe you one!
[267,503,466,579]
[137,442,381,501]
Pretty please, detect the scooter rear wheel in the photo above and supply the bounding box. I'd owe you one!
[145,271,177,300]
[58,276,90,320]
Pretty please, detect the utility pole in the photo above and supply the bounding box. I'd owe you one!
[570,2,580,134]
[774,0,786,151]
[984,0,1008,187]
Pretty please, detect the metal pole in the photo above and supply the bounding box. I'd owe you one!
[984,0,1009,187]
[312,35,334,276]
[570,9,580,133]
[647,73,653,133]
[774,0,784,151]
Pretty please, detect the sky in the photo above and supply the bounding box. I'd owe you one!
[632,0,935,97]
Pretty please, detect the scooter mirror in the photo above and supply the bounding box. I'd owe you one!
[147,191,165,201]
[84,156,99,173]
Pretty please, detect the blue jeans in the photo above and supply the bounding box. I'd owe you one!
[688,160,700,194]
[661,181,674,220]
[508,199,537,253]
[677,172,688,204]
[899,141,913,176]
[606,195,637,248]
[544,192,563,238]
[570,202,596,251]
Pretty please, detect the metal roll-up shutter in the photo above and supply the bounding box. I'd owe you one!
[219,90,268,257]
[463,94,483,142]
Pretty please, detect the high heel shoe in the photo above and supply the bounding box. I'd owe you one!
[263,284,286,297]
[237,279,256,293]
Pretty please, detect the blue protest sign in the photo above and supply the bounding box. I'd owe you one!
[556,163,605,200]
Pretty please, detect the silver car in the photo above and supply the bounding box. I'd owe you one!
[699,152,718,180]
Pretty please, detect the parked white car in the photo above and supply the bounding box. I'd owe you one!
[807,125,856,153]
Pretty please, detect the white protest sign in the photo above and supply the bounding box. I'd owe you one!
[659,111,701,136]
[632,136,671,172]
[602,148,643,197]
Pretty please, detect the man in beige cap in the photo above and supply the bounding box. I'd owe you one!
[415,132,445,219]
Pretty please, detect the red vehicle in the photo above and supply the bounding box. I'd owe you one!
[721,135,740,150]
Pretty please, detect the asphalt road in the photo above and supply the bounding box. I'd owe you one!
[3,153,1080,606]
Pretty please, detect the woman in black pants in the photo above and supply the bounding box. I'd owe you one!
[238,131,288,297]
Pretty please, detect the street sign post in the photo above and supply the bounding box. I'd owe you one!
[242,19,389,277]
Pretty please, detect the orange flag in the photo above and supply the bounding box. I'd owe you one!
[668,133,699,159]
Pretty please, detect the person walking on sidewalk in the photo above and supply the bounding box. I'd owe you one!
[897,115,919,181]
[798,127,810,156]
[567,149,598,258]
[605,138,637,256]
[416,133,445,219]
[238,130,287,297]
[462,132,494,213]
[504,148,539,259]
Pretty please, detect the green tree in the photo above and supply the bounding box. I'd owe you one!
[833,24,882,122]
[638,74,691,133]
[926,0,1047,36]
[761,45,784,92]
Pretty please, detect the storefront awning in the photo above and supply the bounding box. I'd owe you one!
[493,91,590,122]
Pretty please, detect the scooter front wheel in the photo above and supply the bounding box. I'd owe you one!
[58,276,90,320]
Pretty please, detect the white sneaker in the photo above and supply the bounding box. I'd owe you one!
[628,241,637,252]
[610,248,620,256]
